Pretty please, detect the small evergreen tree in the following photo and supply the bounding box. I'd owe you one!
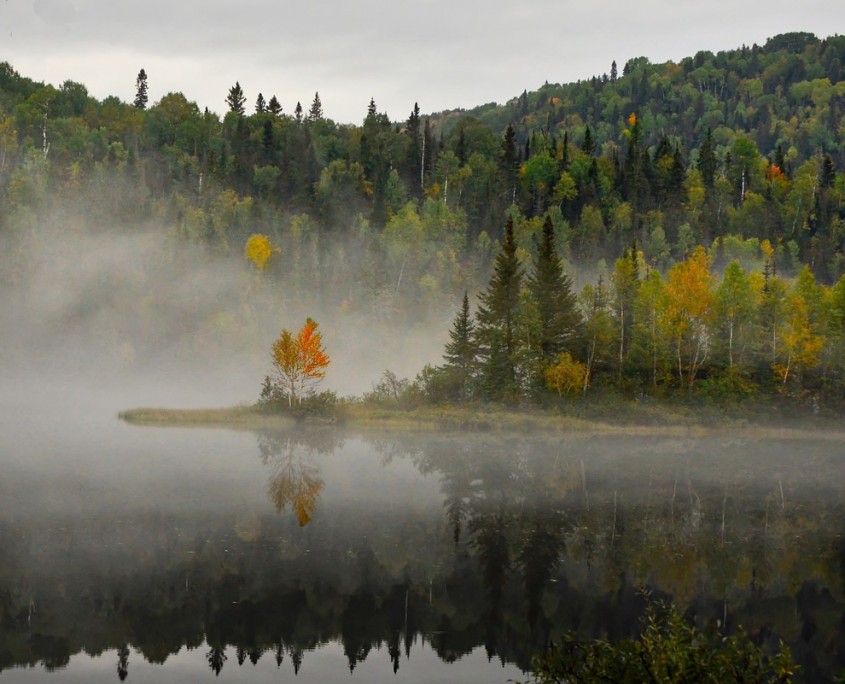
[226,82,246,115]
[133,69,148,109]
[698,127,716,188]
[255,92,266,114]
[442,291,479,400]
[267,95,282,115]
[308,92,323,121]
[500,123,519,203]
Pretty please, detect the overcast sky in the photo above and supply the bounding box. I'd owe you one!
[1,0,840,124]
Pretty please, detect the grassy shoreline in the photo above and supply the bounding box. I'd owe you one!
[118,399,845,440]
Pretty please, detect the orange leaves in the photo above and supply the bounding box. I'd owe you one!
[268,463,324,526]
[628,112,638,127]
[766,164,784,181]
[297,318,330,381]
[271,318,330,405]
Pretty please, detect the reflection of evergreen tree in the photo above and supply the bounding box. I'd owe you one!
[518,508,566,631]
[206,644,227,676]
[116,644,129,681]
[289,644,303,674]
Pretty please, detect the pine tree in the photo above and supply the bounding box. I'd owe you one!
[821,154,836,188]
[267,95,282,116]
[476,218,523,401]
[226,82,246,115]
[529,215,581,364]
[500,123,519,203]
[294,101,303,123]
[403,102,422,193]
[698,128,716,188]
[581,125,595,156]
[442,291,478,400]
[133,69,148,109]
[308,92,323,121]
[610,60,618,81]
[255,92,266,114]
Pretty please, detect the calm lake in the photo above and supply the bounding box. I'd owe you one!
[3,380,845,682]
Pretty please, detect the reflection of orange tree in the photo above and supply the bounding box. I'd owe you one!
[258,433,330,526]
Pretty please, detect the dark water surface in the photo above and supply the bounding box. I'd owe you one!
[3,383,845,682]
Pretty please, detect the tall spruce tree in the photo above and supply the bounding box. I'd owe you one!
[226,82,246,115]
[267,95,282,116]
[500,123,519,204]
[529,215,581,364]
[255,92,266,114]
[442,291,478,400]
[476,218,523,401]
[308,92,323,121]
[133,69,148,109]
[698,128,716,188]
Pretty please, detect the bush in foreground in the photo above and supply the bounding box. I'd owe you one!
[528,600,797,683]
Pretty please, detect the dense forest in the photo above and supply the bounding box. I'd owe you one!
[2,31,845,403]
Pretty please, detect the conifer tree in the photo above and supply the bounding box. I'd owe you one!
[267,95,282,116]
[442,291,478,400]
[581,125,595,156]
[530,215,581,364]
[226,82,246,115]
[476,218,523,401]
[255,92,266,114]
[500,123,519,203]
[308,92,323,121]
[133,69,148,109]
[698,128,716,188]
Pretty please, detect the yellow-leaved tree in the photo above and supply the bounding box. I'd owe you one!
[545,352,589,397]
[660,246,715,391]
[244,233,278,271]
[271,318,330,406]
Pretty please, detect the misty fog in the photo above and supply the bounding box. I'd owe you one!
[0,202,454,410]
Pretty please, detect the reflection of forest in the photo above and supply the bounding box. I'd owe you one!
[1,431,845,680]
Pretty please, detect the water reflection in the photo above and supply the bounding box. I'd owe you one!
[1,429,844,680]
[258,432,336,526]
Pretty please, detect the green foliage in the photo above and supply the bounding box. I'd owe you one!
[529,599,797,684]
[258,377,338,418]
[361,370,424,408]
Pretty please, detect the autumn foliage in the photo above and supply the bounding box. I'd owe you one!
[545,352,589,397]
[244,233,277,271]
[269,318,330,406]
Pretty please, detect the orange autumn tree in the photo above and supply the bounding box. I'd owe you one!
[271,318,330,406]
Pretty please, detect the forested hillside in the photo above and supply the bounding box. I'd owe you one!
[2,31,845,402]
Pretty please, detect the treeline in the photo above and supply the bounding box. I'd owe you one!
[0,32,844,357]
[412,218,845,405]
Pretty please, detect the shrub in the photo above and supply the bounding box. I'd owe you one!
[528,599,796,683]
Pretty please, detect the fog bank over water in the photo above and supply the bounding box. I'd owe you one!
[0,213,449,406]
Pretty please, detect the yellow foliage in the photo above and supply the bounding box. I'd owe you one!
[244,233,277,271]
[546,352,589,397]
